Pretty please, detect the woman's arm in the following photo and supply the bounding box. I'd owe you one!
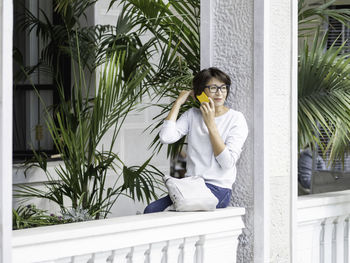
[165,90,192,121]
[199,98,226,157]
[215,112,248,169]
[207,124,226,157]
[159,90,192,144]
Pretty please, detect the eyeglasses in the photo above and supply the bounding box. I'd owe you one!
[204,84,229,93]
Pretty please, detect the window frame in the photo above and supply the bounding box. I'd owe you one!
[12,0,71,162]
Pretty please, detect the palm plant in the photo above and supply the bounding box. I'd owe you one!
[108,0,200,159]
[298,0,350,37]
[16,49,164,219]
[298,0,350,165]
[14,0,165,219]
[15,0,155,85]
[298,30,350,161]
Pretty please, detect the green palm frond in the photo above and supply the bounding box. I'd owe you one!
[119,156,166,205]
[298,29,350,162]
[299,0,350,37]
[16,46,163,219]
[108,0,200,158]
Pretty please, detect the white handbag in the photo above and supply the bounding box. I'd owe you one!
[163,175,219,211]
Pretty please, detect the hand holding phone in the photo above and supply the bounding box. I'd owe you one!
[196,92,210,103]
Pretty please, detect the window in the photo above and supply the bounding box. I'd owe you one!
[13,0,71,162]
[327,5,350,52]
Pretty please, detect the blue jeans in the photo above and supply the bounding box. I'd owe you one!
[144,183,232,214]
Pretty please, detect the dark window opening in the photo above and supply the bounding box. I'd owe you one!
[327,5,350,52]
[13,0,71,163]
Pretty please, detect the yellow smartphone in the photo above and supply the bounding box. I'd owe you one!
[196,92,210,103]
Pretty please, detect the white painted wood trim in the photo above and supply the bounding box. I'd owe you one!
[200,0,212,69]
[290,0,298,262]
[253,0,270,262]
[12,207,245,263]
[298,190,350,222]
[0,0,13,262]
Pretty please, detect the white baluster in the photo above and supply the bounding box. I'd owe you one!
[346,223,349,263]
[165,239,184,263]
[54,258,71,263]
[195,236,204,263]
[312,220,322,263]
[201,231,239,263]
[108,248,131,263]
[334,215,347,263]
[296,219,322,263]
[322,217,336,263]
[129,244,150,263]
[332,219,336,263]
[148,241,167,263]
[182,236,199,263]
[320,221,325,263]
[71,254,92,263]
[144,245,151,263]
[90,251,113,263]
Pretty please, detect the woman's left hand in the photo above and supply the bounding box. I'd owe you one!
[200,98,215,128]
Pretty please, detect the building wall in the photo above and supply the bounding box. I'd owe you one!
[210,0,296,262]
[211,1,254,262]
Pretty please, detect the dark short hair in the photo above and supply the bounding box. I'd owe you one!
[192,67,231,97]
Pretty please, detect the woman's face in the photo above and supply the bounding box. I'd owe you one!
[204,77,228,107]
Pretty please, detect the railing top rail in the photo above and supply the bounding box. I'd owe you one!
[297,190,350,223]
[298,190,350,209]
[13,207,245,247]
[12,207,246,263]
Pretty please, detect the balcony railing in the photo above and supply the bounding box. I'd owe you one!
[297,190,350,263]
[13,207,245,263]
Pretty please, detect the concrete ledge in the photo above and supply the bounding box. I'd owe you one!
[13,207,245,263]
[298,190,350,222]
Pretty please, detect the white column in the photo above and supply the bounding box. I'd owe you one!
[200,0,212,69]
[204,0,297,261]
[253,0,269,261]
[0,0,13,262]
[253,0,298,262]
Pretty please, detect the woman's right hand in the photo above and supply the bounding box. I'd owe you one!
[165,90,193,121]
[175,90,193,105]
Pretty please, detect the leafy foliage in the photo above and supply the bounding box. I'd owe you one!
[13,205,68,230]
[298,0,350,37]
[14,0,154,82]
[298,30,350,159]
[14,0,166,219]
[298,0,350,165]
[15,50,164,219]
[108,0,200,159]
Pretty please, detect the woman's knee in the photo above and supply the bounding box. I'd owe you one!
[143,195,172,214]
[143,204,155,214]
[216,191,231,208]
[144,202,161,214]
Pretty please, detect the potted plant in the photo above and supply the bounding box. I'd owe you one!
[14,0,165,222]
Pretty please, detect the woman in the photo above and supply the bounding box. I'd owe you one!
[144,67,248,213]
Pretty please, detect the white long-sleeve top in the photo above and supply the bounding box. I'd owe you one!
[159,107,248,189]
